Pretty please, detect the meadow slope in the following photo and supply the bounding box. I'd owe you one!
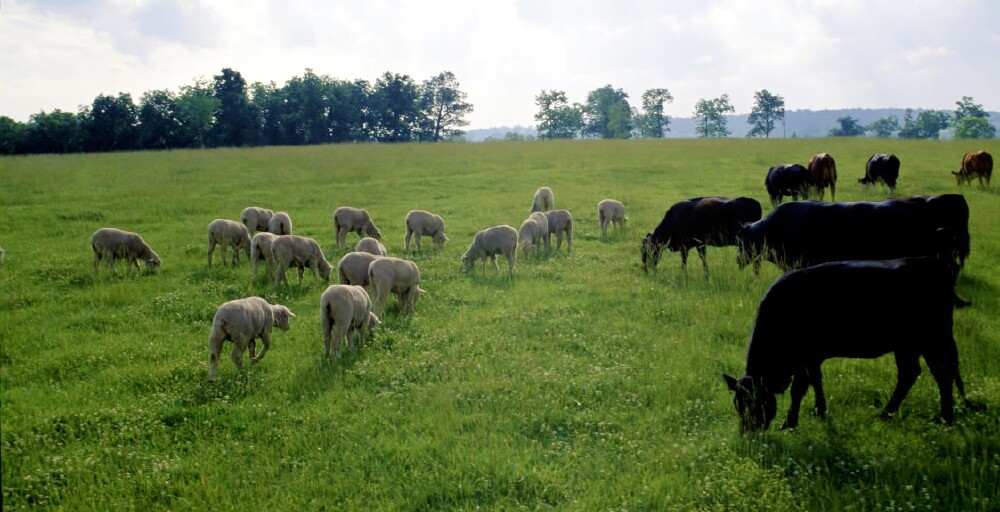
[1,138,999,511]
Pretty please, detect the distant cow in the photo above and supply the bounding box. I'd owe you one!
[736,195,971,274]
[642,196,762,275]
[860,153,900,191]
[807,153,837,200]
[953,150,992,187]
[723,256,977,432]
[765,164,814,205]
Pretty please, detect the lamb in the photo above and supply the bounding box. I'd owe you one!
[333,207,382,248]
[531,186,555,212]
[250,232,279,281]
[207,296,294,381]
[544,209,574,254]
[241,207,274,233]
[207,219,252,267]
[354,237,387,256]
[597,199,626,239]
[368,256,424,316]
[90,227,161,274]
[320,285,381,359]
[462,224,518,278]
[518,212,549,257]
[404,210,448,252]
[337,251,381,286]
[271,235,333,285]
[267,211,293,235]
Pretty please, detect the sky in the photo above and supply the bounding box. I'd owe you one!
[1,0,998,129]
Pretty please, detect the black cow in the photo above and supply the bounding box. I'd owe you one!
[723,256,977,432]
[860,153,900,191]
[765,164,814,205]
[736,195,971,273]
[642,197,762,275]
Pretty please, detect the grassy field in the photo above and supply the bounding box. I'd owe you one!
[1,138,999,511]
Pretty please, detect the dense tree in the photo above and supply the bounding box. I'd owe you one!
[211,68,256,147]
[249,81,286,146]
[282,69,333,145]
[175,80,219,148]
[865,116,899,138]
[746,89,785,138]
[369,72,422,142]
[22,110,84,154]
[418,71,473,142]
[534,90,583,139]
[693,94,735,138]
[900,110,950,139]
[0,116,26,154]
[954,96,988,123]
[582,85,632,139]
[954,116,996,139]
[634,88,673,138]
[327,79,371,143]
[138,90,181,149]
[81,93,139,151]
[829,116,865,137]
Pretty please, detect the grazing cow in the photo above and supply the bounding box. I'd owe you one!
[860,153,900,191]
[765,164,814,205]
[642,197,762,275]
[953,150,993,187]
[736,195,971,274]
[723,256,977,432]
[807,153,838,200]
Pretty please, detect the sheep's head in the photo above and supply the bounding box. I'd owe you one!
[461,251,475,272]
[433,231,448,246]
[365,223,382,240]
[318,259,333,281]
[272,305,295,330]
[367,312,382,330]
[145,251,162,271]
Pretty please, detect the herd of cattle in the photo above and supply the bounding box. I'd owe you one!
[81,148,993,432]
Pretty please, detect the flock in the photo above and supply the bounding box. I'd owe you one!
[76,147,993,433]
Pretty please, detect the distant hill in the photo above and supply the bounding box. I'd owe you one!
[464,109,999,140]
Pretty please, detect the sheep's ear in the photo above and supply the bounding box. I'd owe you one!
[286,308,296,318]
[723,374,739,392]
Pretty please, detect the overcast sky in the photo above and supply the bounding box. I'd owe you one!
[2,0,998,128]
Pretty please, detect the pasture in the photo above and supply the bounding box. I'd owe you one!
[1,138,999,510]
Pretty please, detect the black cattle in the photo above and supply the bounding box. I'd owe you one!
[723,256,977,432]
[860,153,900,190]
[765,164,814,205]
[642,196,762,275]
[736,195,971,273]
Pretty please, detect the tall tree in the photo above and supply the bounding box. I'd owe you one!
[954,116,996,139]
[865,116,899,138]
[635,88,673,138]
[693,94,735,138]
[282,69,332,145]
[534,90,583,139]
[327,79,371,143]
[900,110,950,139]
[22,110,84,154]
[369,72,421,142]
[953,96,989,123]
[211,68,256,147]
[582,85,632,139]
[0,116,26,154]
[175,79,219,148]
[418,71,473,142]
[829,116,865,137]
[81,93,139,151]
[249,81,287,146]
[746,89,785,138]
[138,89,180,149]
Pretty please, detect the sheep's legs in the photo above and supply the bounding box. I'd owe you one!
[491,255,500,273]
[404,228,412,252]
[207,239,216,267]
[252,332,271,364]
[506,251,515,278]
[230,344,244,371]
[322,314,333,359]
[208,331,225,381]
[92,252,101,275]
[415,234,422,252]
[566,228,573,254]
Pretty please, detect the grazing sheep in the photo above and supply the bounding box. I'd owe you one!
[518,212,549,257]
[544,209,574,254]
[333,207,382,248]
[320,285,381,359]
[337,251,381,286]
[241,207,274,233]
[597,199,626,239]
[404,210,448,252]
[90,228,161,274]
[207,296,294,381]
[462,225,517,278]
[368,256,424,316]
[271,235,332,285]
[531,186,555,213]
[267,211,293,236]
[207,219,252,267]
[354,237,387,256]
[250,232,279,281]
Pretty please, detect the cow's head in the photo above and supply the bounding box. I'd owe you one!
[952,170,971,185]
[735,224,760,270]
[641,233,663,272]
[723,374,776,432]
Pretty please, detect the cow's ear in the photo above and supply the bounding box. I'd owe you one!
[723,374,739,392]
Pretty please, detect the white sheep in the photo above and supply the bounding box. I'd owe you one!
[597,199,626,239]
[531,186,555,213]
[404,210,448,252]
[337,251,381,286]
[271,235,332,285]
[368,256,424,316]
[250,232,278,281]
[241,207,274,233]
[320,284,381,359]
[90,227,161,274]
[462,224,517,278]
[207,219,252,267]
[544,209,574,254]
[354,237,387,256]
[333,207,382,248]
[518,212,550,257]
[207,296,294,381]
[267,211,293,236]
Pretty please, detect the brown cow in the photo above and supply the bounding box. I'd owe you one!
[807,153,837,200]
[953,150,992,187]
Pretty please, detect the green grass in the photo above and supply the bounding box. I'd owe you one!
[2,138,999,511]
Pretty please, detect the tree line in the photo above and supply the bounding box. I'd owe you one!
[830,96,996,139]
[0,68,474,155]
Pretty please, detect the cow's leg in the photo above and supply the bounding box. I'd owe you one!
[679,248,688,272]
[829,182,836,201]
[810,364,827,418]
[697,246,708,278]
[782,371,810,429]
[924,343,959,424]
[882,352,921,419]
